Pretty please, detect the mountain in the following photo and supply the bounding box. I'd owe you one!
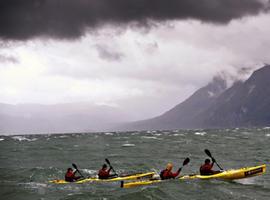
[200,65,270,128]
[119,75,227,130]
[120,65,270,130]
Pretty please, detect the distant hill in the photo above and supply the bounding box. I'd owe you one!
[0,103,129,134]
[119,65,270,130]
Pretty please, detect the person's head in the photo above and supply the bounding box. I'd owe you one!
[205,159,211,164]
[67,168,73,172]
[102,164,107,169]
[166,163,173,171]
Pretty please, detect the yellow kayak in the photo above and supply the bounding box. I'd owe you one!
[49,171,155,184]
[180,164,266,180]
[121,164,266,188]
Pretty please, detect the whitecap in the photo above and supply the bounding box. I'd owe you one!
[173,133,185,136]
[81,169,97,175]
[265,134,270,137]
[263,127,270,130]
[194,132,207,136]
[122,144,135,147]
[147,130,156,133]
[104,132,114,135]
[58,135,68,138]
[0,138,4,141]
[12,136,37,142]
[141,136,158,139]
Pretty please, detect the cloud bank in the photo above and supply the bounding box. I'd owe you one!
[0,0,269,40]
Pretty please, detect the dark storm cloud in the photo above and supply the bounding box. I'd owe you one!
[0,0,269,40]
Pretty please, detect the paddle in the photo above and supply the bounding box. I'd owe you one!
[72,163,85,178]
[204,149,223,170]
[179,157,190,171]
[105,158,118,176]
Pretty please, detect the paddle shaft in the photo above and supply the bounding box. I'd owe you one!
[204,150,223,170]
[72,163,85,178]
[105,159,118,176]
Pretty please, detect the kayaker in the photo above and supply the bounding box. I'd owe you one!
[200,158,219,175]
[98,164,115,179]
[160,163,181,180]
[65,168,81,182]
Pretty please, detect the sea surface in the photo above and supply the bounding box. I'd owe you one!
[0,128,270,200]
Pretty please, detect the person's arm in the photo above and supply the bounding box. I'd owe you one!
[108,167,112,173]
[171,169,181,178]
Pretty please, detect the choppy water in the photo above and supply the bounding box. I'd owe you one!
[0,128,270,200]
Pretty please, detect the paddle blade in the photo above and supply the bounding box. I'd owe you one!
[204,149,212,158]
[105,158,111,165]
[183,157,190,166]
[72,163,78,169]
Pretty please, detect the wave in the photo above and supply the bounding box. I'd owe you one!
[0,138,4,141]
[104,132,114,135]
[11,136,37,142]
[122,143,135,147]
[141,136,158,139]
[263,127,270,130]
[81,169,97,175]
[194,132,207,136]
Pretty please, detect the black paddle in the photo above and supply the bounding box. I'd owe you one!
[179,157,190,171]
[72,163,85,178]
[105,158,118,176]
[204,149,223,170]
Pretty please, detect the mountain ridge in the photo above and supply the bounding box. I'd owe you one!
[119,65,270,130]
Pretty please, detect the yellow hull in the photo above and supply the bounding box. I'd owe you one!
[180,164,266,180]
[121,164,266,188]
[49,172,155,184]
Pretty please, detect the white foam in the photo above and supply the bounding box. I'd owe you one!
[58,135,68,138]
[194,132,207,136]
[104,132,114,135]
[12,136,37,142]
[81,169,97,175]
[0,138,4,141]
[265,134,270,137]
[122,143,135,147]
[263,127,270,130]
[141,136,158,139]
[234,177,257,185]
[147,130,156,133]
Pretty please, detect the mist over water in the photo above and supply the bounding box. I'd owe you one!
[0,128,269,200]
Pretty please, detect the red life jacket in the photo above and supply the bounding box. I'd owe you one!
[65,171,76,182]
[98,169,110,179]
[200,163,214,175]
[160,169,180,180]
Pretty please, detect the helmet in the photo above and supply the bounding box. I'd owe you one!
[205,159,211,164]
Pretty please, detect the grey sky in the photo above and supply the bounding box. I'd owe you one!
[1,1,270,120]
